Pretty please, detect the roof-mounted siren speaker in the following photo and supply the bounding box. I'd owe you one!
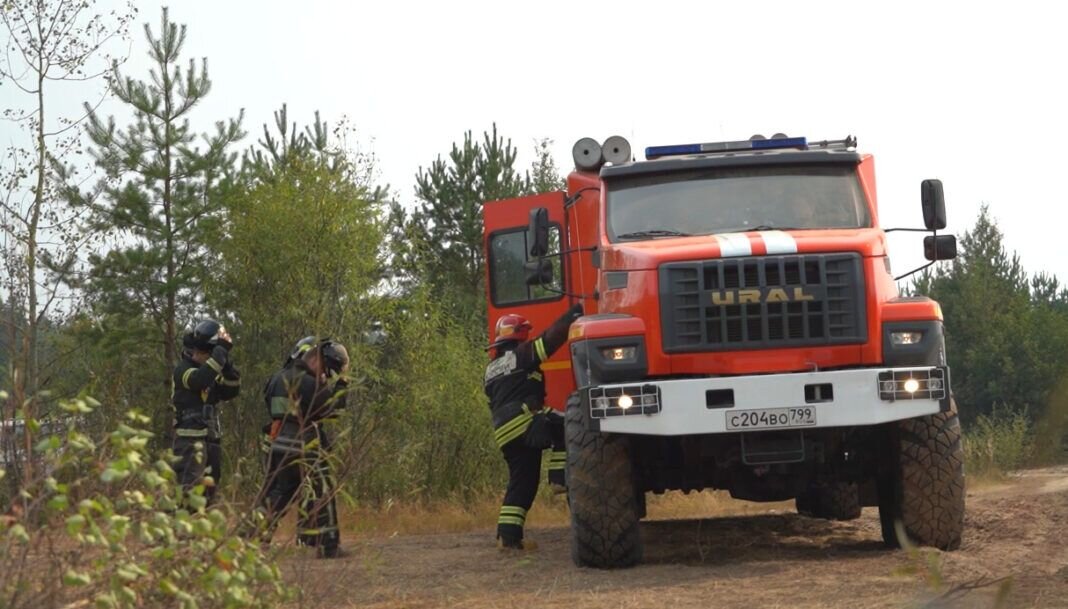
[602,135,631,165]
[572,137,604,171]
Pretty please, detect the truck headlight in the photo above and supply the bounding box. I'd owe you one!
[601,346,637,362]
[890,331,924,346]
[877,368,947,401]
[589,384,662,418]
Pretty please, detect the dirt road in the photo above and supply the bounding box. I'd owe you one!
[291,467,1068,608]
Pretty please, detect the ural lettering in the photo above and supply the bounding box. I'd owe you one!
[709,287,817,305]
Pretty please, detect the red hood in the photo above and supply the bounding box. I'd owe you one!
[601,228,887,270]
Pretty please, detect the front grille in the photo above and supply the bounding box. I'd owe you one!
[660,253,867,352]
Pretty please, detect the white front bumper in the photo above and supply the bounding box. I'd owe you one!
[590,367,947,436]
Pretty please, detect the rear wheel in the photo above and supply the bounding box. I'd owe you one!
[795,481,862,521]
[566,392,643,568]
[878,400,965,550]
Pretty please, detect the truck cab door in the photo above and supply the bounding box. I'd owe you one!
[483,191,574,411]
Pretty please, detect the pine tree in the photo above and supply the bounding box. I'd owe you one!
[75,7,243,377]
[394,124,531,326]
[914,205,1053,421]
[529,137,566,194]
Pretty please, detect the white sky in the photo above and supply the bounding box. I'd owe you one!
[4,0,1066,283]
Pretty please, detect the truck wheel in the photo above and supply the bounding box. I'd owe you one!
[878,399,965,550]
[565,392,643,568]
[795,481,862,521]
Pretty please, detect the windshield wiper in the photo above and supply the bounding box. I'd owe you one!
[713,224,800,233]
[616,229,692,240]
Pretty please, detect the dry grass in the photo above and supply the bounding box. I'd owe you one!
[304,490,793,540]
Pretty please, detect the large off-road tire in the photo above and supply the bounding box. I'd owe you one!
[565,392,642,568]
[796,481,862,521]
[878,400,965,550]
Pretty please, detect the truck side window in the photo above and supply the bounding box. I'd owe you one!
[489,225,564,306]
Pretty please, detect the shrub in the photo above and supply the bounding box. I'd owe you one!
[962,405,1033,478]
[0,392,291,609]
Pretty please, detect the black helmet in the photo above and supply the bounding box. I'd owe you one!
[182,319,227,352]
[313,340,349,375]
[286,335,318,365]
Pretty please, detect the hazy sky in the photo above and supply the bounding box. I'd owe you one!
[4,0,1066,282]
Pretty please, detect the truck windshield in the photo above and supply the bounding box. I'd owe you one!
[606,165,870,242]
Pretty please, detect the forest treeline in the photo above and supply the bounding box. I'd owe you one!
[2,5,1066,510]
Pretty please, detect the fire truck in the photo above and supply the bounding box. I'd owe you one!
[482,134,963,568]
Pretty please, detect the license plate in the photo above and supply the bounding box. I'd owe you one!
[726,407,818,431]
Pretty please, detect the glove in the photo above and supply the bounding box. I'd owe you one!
[210,325,233,351]
[210,344,229,364]
[566,303,584,322]
[524,412,553,449]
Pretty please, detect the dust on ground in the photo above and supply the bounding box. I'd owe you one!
[281,466,1068,609]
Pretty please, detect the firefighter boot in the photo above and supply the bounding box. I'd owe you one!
[497,537,539,552]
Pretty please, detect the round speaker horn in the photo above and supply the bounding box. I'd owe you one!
[572,137,603,171]
[602,135,632,165]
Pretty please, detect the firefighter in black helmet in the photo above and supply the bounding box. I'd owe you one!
[259,336,318,457]
[253,338,350,558]
[171,319,240,506]
[257,336,322,548]
[485,303,582,550]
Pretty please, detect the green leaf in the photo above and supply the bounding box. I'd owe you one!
[159,578,179,596]
[63,569,92,586]
[79,499,104,513]
[7,524,29,543]
[66,514,87,535]
[100,468,129,483]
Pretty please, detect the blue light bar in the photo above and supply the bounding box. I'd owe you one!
[645,136,809,160]
[751,136,808,150]
[643,143,702,157]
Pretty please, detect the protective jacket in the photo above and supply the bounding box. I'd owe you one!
[171,345,241,440]
[483,304,581,448]
[264,359,347,449]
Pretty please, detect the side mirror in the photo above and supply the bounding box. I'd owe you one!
[524,258,554,286]
[921,179,947,230]
[924,235,957,261]
[528,207,549,258]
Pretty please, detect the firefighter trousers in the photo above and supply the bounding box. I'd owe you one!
[547,413,566,488]
[497,439,543,545]
[257,429,339,553]
[173,434,222,506]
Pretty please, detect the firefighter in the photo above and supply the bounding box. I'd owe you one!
[255,339,350,558]
[485,303,583,550]
[258,335,324,548]
[259,336,317,462]
[171,319,240,506]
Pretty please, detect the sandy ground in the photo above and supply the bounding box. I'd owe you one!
[282,467,1068,609]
